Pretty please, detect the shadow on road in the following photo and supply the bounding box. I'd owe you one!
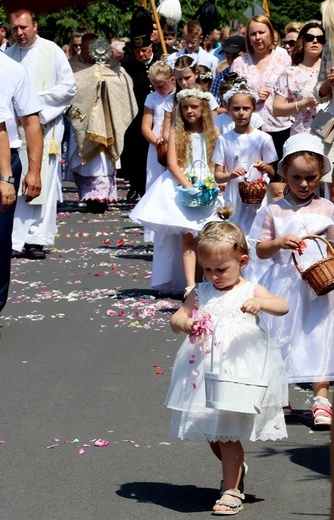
[116,482,264,512]
[286,444,330,477]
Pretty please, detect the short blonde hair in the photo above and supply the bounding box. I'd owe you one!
[284,21,303,35]
[246,15,275,54]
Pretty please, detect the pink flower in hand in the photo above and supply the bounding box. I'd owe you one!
[189,310,214,352]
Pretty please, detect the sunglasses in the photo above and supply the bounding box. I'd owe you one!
[304,33,326,44]
[282,40,296,47]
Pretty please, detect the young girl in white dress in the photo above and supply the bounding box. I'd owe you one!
[214,77,264,135]
[162,56,218,143]
[142,62,175,242]
[165,208,288,515]
[250,133,334,427]
[142,62,175,192]
[130,88,220,297]
[212,81,278,237]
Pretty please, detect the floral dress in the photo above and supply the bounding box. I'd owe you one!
[165,281,288,442]
[231,48,291,133]
[275,65,321,135]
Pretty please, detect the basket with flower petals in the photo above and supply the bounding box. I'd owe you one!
[238,178,267,204]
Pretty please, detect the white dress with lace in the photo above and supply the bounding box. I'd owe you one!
[130,132,224,237]
[165,281,288,442]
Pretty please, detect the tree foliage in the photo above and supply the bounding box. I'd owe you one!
[266,0,322,36]
[0,0,324,46]
[0,0,252,45]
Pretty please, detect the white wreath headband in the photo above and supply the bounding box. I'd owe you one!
[223,81,260,104]
[176,88,212,102]
[174,56,198,71]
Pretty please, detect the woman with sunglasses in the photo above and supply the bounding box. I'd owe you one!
[282,21,303,57]
[273,21,325,135]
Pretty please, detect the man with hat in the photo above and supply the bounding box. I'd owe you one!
[210,35,246,105]
[120,7,161,202]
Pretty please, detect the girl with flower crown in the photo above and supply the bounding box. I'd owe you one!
[213,81,277,239]
[162,56,218,143]
[130,88,221,297]
[165,207,288,515]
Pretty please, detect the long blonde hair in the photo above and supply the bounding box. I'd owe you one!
[174,95,217,170]
[322,0,334,59]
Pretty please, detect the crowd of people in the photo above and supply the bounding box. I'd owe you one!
[0,3,334,517]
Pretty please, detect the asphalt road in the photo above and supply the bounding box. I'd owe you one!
[0,183,331,520]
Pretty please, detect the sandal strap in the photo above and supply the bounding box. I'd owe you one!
[220,489,245,501]
[216,497,239,508]
[312,403,332,416]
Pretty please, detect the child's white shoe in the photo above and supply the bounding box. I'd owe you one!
[312,396,332,426]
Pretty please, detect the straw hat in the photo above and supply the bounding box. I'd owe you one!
[278,133,332,177]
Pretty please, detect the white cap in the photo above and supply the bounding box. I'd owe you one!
[278,133,332,177]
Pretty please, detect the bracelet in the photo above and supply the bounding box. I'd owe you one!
[295,101,300,112]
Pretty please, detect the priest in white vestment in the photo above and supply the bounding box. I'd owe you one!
[7,9,76,259]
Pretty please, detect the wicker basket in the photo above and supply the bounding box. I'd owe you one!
[238,179,267,204]
[205,315,269,414]
[291,235,334,296]
[177,159,219,207]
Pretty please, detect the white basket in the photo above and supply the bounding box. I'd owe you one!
[205,314,269,414]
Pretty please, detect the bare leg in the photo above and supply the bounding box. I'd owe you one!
[182,232,196,288]
[313,381,329,399]
[212,441,244,513]
[209,440,222,461]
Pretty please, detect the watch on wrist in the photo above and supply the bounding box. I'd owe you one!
[0,176,15,184]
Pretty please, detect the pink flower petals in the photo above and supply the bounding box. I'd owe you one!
[94,439,109,447]
[106,309,118,316]
[189,310,214,352]
[78,447,85,455]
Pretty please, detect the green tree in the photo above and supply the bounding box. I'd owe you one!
[0,0,253,45]
[267,0,322,35]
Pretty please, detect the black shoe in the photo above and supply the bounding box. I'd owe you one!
[25,244,46,260]
[11,249,25,259]
[86,200,108,214]
[126,189,139,202]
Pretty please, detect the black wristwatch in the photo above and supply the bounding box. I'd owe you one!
[0,176,15,184]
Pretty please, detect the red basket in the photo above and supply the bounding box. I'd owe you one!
[238,179,267,204]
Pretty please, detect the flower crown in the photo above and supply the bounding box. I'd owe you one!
[176,88,211,102]
[223,81,260,104]
[199,71,213,80]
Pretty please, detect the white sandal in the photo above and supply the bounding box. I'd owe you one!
[213,489,245,515]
